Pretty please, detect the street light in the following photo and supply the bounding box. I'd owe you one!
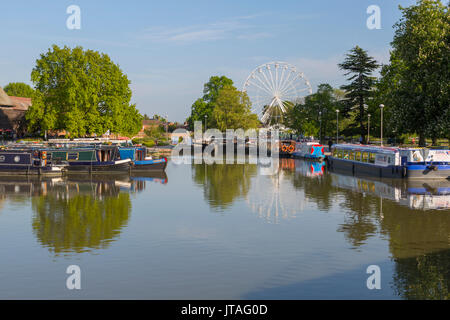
[166,114,169,143]
[204,114,208,132]
[363,104,368,144]
[336,109,340,144]
[319,111,322,143]
[379,104,384,146]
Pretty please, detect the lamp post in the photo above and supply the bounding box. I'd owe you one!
[336,109,339,144]
[166,114,169,143]
[204,114,207,132]
[363,104,370,143]
[379,104,384,146]
[319,111,322,143]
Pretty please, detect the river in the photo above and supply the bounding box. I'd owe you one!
[0,158,448,299]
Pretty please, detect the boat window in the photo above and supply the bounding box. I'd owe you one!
[52,151,67,161]
[355,151,361,162]
[387,156,391,164]
[68,152,78,161]
[79,151,95,161]
[369,153,375,164]
[362,152,369,162]
[332,148,338,157]
[349,151,355,160]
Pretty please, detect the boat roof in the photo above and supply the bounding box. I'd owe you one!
[332,143,399,154]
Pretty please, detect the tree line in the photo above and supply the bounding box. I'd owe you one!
[186,0,448,146]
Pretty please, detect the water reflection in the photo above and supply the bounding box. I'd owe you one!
[0,172,167,255]
[192,162,257,211]
[393,249,450,299]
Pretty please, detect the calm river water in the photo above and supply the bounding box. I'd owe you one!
[0,158,448,299]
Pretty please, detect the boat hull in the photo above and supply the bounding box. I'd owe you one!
[405,164,450,179]
[66,160,131,173]
[328,157,405,179]
[131,158,167,171]
[0,165,63,176]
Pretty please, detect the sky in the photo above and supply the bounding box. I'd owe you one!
[1,0,422,122]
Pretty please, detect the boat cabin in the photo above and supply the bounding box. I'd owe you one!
[331,144,401,167]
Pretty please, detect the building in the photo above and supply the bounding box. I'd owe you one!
[134,119,163,138]
[0,86,32,137]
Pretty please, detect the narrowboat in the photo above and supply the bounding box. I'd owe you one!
[328,144,450,180]
[292,141,325,160]
[119,146,167,171]
[47,145,131,173]
[0,149,63,175]
[279,140,296,157]
[399,148,450,179]
[328,144,404,178]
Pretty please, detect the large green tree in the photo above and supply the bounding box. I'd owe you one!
[27,45,142,137]
[286,84,344,140]
[211,85,260,131]
[3,82,34,98]
[338,46,379,141]
[186,76,235,130]
[379,0,449,146]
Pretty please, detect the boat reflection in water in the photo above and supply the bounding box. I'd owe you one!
[0,172,167,256]
[245,159,326,223]
[330,171,450,211]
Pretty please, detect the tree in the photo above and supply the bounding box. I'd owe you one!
[186,76,235,130]
[210,85,260,131]
[3,82,34,98]
[285,84,343,140]
[338,46,379,140]
[379,0,449,146]
[202,76,234,104]
[27,45,143,137]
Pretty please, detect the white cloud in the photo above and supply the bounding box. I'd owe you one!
[137,14,273,44]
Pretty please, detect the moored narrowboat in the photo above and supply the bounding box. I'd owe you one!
[328,144,404,178]
[292,141,325,160]
[0,149,63,175]
[279,140,296,157]
[47,145,131,173]
[399,148,450,179]
[328,144,450,180]
[119,146,167,171]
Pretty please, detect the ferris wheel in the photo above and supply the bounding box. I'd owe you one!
[243,62,312,126]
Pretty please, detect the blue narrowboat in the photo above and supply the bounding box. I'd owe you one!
[293,141,325,160]
[328,144,450,179]
[0,148,63,175]
[119,146,167,171]
[399,148,450,179]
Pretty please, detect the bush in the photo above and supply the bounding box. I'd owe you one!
[143,140,155,148]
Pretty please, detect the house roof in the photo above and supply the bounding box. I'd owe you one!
[0,87,13,106]
[8,96,32,110]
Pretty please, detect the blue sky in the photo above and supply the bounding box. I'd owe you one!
[1,0,420,122]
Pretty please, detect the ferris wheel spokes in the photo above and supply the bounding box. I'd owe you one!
[243,61,312,126]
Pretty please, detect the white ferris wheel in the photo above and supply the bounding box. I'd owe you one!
[243,62,312,126]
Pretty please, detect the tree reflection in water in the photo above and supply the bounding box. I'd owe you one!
[192,162,257,211]
[31,177,132,255]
